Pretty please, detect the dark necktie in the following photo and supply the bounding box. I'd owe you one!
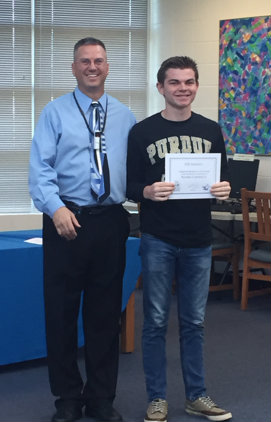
[89,101,110,202]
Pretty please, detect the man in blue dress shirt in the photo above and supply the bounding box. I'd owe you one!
[29,37,136,422]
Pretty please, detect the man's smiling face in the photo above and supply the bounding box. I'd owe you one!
[157,67,199,111]
[72,44,109,98]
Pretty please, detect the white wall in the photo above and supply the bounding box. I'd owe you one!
[147,0,271,192]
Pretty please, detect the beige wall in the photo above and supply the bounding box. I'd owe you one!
[0,214,42,231]
[147,0,271,192]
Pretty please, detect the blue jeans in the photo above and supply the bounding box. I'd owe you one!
[140,233,212,402]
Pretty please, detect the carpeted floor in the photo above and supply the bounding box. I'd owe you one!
[0,289,270,422]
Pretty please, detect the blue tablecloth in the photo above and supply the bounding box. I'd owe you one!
[0,231,140,365]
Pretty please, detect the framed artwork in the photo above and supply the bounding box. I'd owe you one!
[219,16,271,155]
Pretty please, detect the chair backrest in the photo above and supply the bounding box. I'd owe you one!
[241,188,271,247]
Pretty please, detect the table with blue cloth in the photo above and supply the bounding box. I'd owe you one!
[0,230,140,365]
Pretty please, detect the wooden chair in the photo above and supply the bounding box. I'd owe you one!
[210,241,240,300]
[240,188,271,310]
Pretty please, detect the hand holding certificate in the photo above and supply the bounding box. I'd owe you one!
[165,153,221,199]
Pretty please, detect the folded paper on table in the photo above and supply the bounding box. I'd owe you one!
[24,237,43,245]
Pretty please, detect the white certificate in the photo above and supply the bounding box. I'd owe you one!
[165,153,221,199]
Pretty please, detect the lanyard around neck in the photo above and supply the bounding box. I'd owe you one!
[73,91,108,136]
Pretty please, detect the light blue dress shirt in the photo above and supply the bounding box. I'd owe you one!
[29,87,136,218]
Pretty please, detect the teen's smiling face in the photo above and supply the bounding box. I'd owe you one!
[157,67,199,111]
[72,44,109,99]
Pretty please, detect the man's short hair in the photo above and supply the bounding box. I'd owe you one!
[157,56,199,84]
[74,37,106,59]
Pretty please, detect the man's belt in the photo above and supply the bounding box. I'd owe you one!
[62,200,122,216]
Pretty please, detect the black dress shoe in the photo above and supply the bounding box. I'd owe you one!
[85,404,123,422]
[52,405,82,422]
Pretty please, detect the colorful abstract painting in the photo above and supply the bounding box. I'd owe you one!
[219,16,271,155]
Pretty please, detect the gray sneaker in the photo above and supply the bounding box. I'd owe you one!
[185,396,232,421]
[144,398,168,422]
